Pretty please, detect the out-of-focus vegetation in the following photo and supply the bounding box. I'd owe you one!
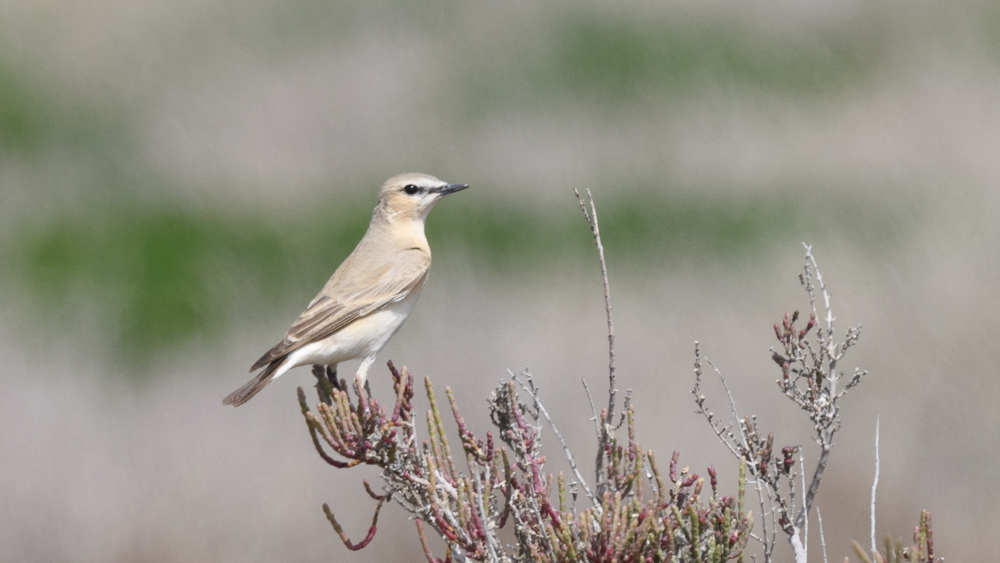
[479,13,886,107]
[5,190,917,367]
[3,1,1000,562]
[0,13,920,366]
[0,17,919,366]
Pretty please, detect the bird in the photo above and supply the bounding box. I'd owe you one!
[223,173,469,407]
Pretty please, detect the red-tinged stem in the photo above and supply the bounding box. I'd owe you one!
[363,480,387,501]
[508,382,536,454]
[415,519,444,563]
[528,455,562,528]
[306,423,352,467]
[430,500,458,542]
[390,368,410,424]
[298,390,353,468]
[499,451,513,529]
[322,497,387,551]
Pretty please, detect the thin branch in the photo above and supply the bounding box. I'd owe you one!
[513,372,599,509]
[575,188,617,499]
[691,343,743,460]
[803,243,839,396]
[614,389,632,430]
[581,378,601,438]
[749,467,773,561]
[706,358,740,439]
[575,188,617,426]
[799,448,807,557]
[796,442,831,530]
[472,470,499,562]
[802,243,834,337]
[817,507,828,563]
[870,415,880,556]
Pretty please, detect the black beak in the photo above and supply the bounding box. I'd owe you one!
[435,183,469,195]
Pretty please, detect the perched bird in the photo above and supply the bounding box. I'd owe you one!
[223,173,468,407]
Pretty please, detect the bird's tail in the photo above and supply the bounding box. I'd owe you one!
[222,361,283,407]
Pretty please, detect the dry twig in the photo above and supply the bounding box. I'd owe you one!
[693,245,870,563]
[575,188,619,498]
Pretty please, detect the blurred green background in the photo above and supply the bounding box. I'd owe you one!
[2,1,998,561]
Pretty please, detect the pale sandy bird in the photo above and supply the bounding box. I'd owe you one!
[223,173,468,407]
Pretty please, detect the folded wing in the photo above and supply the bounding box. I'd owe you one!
[250,247,430,371]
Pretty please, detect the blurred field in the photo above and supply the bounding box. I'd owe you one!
[2,1,999,561]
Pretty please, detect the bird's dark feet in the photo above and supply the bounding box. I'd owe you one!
[312,365,340,405]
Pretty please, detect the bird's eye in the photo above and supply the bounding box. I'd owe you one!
[403,184,420,195]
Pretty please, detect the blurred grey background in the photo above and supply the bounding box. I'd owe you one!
[2,0,998,561]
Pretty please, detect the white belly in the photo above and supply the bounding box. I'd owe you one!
[281,291,421,371]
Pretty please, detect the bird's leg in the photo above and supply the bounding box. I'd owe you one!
[326,365,344,392]
[311,364,338,406]
[354,356,376,399]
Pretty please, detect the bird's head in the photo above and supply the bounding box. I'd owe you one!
[376,173,469,223]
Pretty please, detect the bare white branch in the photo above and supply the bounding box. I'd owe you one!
[800,448,808,561]
[870,415,880,556]
[817,507,828,563]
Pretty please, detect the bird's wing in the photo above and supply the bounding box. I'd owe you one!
[250,248,430,371]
